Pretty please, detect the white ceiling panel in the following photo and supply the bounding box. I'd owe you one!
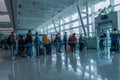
[0,0,8,12]
[15,0,77,30]
[3,0,103,31]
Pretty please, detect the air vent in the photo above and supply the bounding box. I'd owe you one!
[19,4,22,8]
[18,12,21,15]
[32,1,36,6]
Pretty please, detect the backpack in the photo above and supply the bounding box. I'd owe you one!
[7,36,10,45]
[7,35,15,44]
[71,36,77,42]
[34,36,40,44]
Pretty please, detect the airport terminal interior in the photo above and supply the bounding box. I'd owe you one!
[0,0,120,80]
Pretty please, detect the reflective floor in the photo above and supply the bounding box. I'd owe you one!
[0,49,120,80]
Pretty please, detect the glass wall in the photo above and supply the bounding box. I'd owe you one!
[37,0,120,38]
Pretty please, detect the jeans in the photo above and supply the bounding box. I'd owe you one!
[35,44,40,56]
[27,43,33,57]
[56,43,61,52]
[9,44,16,57]
[71,43,76,53]
[64,42,67,52]
[99,40,104,50]
[19,46,25,56]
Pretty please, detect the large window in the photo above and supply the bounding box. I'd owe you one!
[94,0,110,12]
[64,24,70,30]
[72,21,79,27]
[64,16,70,23]
[48,24,54,29]
[72,28,79,34]
[114,5,120,11]
[71,12,79,21]
[114,0,120,5]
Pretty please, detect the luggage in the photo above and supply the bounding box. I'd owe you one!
[46,44,51,55]
[39,48,45,56]
[66,45,71,52]
[110,47,119,52]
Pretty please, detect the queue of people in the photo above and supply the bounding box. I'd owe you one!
[0,30,87,60]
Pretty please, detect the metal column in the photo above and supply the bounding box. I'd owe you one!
[10,0,16,31]
[110,0,114,11]
[52,19,57,33]
[77,2,87,36]
[91,5,95,37]
[59,19,61,32]
[86,3,89,37]
[42,27,45,34]
[47,26,48,34]
[69,16,74,34]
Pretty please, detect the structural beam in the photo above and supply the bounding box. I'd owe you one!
[47,26,48,34]
[42,27,45,34]
[52,19,57,33]
[91,5,95,36]
[10,0,16,31]
[58,18,61,32]
[77,2,87,36]
[110,0,114,11]
[86,3,89,37]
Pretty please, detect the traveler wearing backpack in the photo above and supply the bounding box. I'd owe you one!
[63,32,67,52]
[71,33,77,53]
[7,31,16,60]
[43,35,51,55]
[34,32,41,56]
[26,30,33,58]
[55,32,61,53]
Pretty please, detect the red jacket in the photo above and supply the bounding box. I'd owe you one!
[71,36,77,43]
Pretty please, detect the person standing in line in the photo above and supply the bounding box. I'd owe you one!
[99,32,106,50]
[26,30,33,58]
[34,32,41,56]
[110,28,120,51]
[71,33,77,53]
[63,32,67,52]
[43,35,51,55]
[55,32,61,53]
[79,35,84,51]
[7,31,16,60]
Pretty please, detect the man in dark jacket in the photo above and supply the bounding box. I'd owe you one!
[63,32,67,52]
[7,31,16,60]
[26,30,33,58]
[55,32,61,53]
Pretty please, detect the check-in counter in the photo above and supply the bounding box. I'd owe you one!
[87,38,98,49]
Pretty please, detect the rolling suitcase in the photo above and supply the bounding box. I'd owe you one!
[66,45,71,52]
[46,44,51,55]
[39,48,45,56]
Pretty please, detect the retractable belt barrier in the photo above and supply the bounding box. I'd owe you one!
[0,41,87,48]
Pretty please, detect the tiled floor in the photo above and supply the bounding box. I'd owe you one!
[0,49,120,80]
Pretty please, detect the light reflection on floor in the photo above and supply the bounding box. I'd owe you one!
[0,49,120,80]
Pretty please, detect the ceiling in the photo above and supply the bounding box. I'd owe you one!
[0,0,103,34]
[9,0,77,30]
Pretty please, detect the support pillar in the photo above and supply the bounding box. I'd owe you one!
[86,3,89,37]
[52,19,57,33]
[77,2,87,36]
